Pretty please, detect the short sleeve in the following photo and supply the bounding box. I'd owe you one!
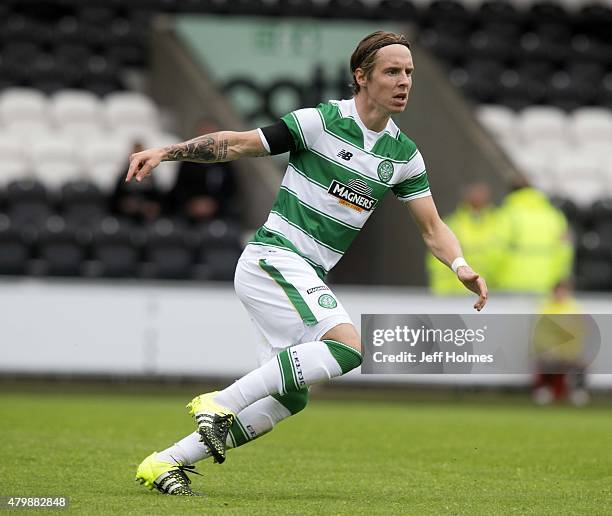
[392,150,431,202]
[281,107,322,152]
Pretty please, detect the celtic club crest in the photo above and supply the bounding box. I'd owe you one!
[377,160,394,182]
[318,294,337,309]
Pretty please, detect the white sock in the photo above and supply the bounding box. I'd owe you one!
[214,340,359,414]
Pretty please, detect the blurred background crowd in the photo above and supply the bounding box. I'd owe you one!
[0,0,611,292]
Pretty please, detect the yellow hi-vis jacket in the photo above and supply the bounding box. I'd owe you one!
[495,188,573,293]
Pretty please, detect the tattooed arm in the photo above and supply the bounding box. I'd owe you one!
[125,130,267,182]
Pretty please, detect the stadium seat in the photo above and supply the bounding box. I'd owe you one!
[28,53,83,94]
[510,151,556,193]
[467,30,515,62]
[0,133,31,187]
[570,107,612,144]
[0,214,31,275]
[81,55,123,96]
[30,135,82,191]
[104,92,160,135]
[575,232,612,290]
[375,0,418,21]
[476,105,517,140]
[477,0,524,28]
[196,219,243,281]
[88,216,142,278]
[143,218,196,279]
[79,137,131,192]
[556,176,603,208]
[518,106,568,143]
[554,153,604,183]
[0,87,48,127]
[37,215,86,277]
[5,179,52,228]
[545,70,596,110]
[49,90,103,130]
[60,179,106,226]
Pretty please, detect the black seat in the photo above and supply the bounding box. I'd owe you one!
[419,29,466,65]
[6,179,53,228]
[375,0,418,21]
[28,53,82,92]
[576,4,612,40]
[545,71,595,111]
[325,0,371,20]
[423,0,471,27]
[575,231,612,290]
[196,219,242,281]
[277,0,317,17]
[527,1,569,27]
[61,180,107,226]
[37,215,86,277]
[477,1,524,29]
[0,214,32,275]
[144,219,195,279]
[496,68,544,109]
[467,30,515,62]
[518,31,568,65]
[455,60,503,103]
[89,216,141,278]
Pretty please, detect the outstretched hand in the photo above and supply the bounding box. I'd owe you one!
[125,148,165,183]
[457,266,488,311]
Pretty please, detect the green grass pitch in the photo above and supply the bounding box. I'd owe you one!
[2,389,611,515]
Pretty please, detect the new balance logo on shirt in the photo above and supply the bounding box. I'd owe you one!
[337,149,353,161]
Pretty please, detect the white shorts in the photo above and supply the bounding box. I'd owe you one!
[234,244,353,364]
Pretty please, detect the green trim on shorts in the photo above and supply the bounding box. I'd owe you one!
[258,258,318,326]
[323,339,363,374]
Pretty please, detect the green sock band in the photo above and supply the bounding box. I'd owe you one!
[324,339,362,374]
[228,417,251,448]
[273,388,309,415]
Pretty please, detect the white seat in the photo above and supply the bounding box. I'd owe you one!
[518,106,569,143]
[0,159,31,186]
[575,141,612,164]
[0,132,26,160]
[30,135,81,190]
[476,105,517,140]
[80,136,131,192]
[511,149,557,193]
[0,88,48,127]
[553,152,606,183]
[3,119,51,139]
[104,92,160,135]
[50,90,103,129]
[557,177,604,207]
[570,107,612,145]
[33,161,82,190]
[0,133,31,186]
[60,121,106,143]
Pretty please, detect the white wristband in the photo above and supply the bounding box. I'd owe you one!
[451,257,469,274]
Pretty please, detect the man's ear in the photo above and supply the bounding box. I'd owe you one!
[354,68,367,89]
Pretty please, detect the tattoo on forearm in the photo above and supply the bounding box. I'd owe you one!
[218,138,228,160]
[163,134,220,162]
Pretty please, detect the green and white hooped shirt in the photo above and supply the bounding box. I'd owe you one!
[250,98,431,279]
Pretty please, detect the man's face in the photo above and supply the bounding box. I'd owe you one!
[357,44,413,114]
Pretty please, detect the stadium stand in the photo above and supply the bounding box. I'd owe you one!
[0,0,610,287]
